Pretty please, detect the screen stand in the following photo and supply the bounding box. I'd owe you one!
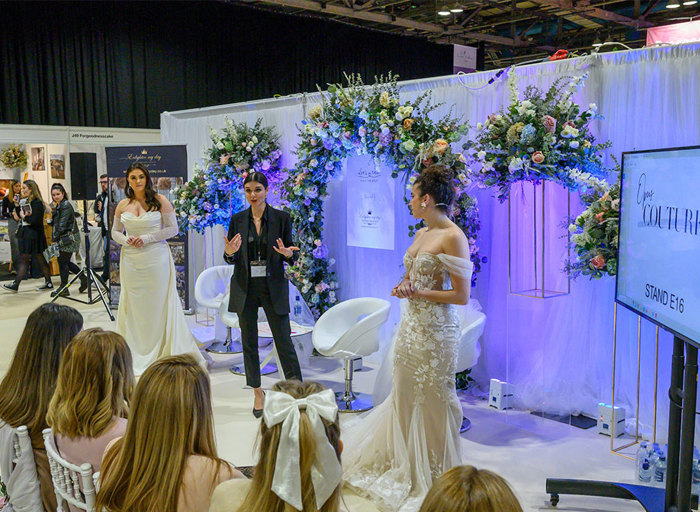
[546,336,697,512]
[50,199,115,322]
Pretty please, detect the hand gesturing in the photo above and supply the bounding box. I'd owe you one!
[273,238,300,259]
[224,233,242,256]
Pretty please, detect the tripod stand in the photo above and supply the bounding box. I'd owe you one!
[51,199,114,321]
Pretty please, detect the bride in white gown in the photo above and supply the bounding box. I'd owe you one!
[111,163,205,375]
[343,165,473,512]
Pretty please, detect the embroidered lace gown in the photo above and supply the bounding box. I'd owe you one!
[343,252,473,512]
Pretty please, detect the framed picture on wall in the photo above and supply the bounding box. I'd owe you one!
[50,154,65,179]
[31,146,46,172]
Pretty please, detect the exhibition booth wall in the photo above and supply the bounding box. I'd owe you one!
[161,42,700,440]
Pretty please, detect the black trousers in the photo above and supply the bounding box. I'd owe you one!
[57,251,81,287]
[237,277,302,388]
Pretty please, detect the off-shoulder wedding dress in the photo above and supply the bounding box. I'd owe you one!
[343,251,473,512]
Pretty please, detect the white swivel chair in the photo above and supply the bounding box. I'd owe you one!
[43,428,99,512]
[0,424,42,512]
[313,297,391,413]
[456,300,486,432]
[194,265,242,354]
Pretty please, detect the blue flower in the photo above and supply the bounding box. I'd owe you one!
[520,124,536,145]
[312,243,329,259]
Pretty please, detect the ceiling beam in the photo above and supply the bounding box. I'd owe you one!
[256,0,527,44]
[528,0,654,27]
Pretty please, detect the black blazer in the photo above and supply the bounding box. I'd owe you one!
[224,205,298,315]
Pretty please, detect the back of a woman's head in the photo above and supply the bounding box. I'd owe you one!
[97,354,218,512]
[0,303,83,440]
[239,380,341,512]
[419,465,523,512]
[47,328,134,439]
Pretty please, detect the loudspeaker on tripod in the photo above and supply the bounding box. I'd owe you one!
[69,153,98,201]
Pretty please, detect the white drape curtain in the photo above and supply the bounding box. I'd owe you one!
[161,42,700,440]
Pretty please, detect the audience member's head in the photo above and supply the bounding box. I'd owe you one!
[419,465,523,512]
[47,328,134,439]
[238,380,342,512]
[97,354,227,512]
[0,303,83,445]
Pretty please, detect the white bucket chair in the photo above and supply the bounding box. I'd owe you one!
[456,300,486,432]
[194,265,242,354]
[43,428,99,512]
[0,424,42,512]
[312,297,391,413]
[220,280,314,378]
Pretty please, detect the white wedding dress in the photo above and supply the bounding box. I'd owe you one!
[342,252,473,512]
[112,210,204,375]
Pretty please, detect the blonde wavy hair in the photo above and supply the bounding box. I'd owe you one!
[237,380,342,512]
[419,465,523,512]
[96,354,228,512]
[22,179,44,203]
[47,328,133,439]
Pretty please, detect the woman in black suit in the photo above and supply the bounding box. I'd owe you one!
[223,172,302,417]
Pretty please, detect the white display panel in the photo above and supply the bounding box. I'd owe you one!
[616,146,700,345]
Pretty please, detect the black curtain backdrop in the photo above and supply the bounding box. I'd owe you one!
[0,1,453,129]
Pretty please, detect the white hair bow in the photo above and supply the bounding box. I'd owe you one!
[263,388,342,510]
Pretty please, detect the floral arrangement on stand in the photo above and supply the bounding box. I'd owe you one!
[174,119,283,233]
[282,73,484,316]
[466,72,611,202]
[0,476,6,510]
[565,170,620,279]
[1,144,28,169]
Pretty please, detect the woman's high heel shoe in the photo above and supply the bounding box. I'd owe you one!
[252,390,266,418]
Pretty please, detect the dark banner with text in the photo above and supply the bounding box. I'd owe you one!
[105,145,189,310]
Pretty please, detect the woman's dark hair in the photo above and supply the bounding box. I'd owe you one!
[243,171,269,189]
[125,163,161,212]
[415,164,456,214]
[0,303,83,447]
[51,182,69,201]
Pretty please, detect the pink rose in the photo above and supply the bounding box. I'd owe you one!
[219,154,231,165]
[531,151,545,165]
[563,120,576,129]
[358,126,367,137]
[542,115,557,133]
[595,212,605,223]
[590,254,606,270]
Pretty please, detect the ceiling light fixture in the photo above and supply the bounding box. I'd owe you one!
[438,5,452,15]
[666,0,681,8]
[682,0,697,5]
[450,3,464,12]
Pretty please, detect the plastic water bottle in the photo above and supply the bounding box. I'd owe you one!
[636,441,649,481]
[639,461,652,483]
[648,444,660,482]
[293,295,302,322]
[654,451,666,486]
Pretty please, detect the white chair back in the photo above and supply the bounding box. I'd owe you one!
[42,428,97,512]
[0,423,42,512]
[456,304,486,372]
[313,298,391,358]
[194,265,235,309]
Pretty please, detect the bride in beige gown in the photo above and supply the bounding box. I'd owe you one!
[342,165,473,512]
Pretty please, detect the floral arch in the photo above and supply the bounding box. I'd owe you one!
[282,75,486,316]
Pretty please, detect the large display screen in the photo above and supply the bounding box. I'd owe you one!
[616,146,700,346]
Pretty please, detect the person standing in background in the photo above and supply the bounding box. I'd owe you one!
[1,180,21,272]
[94,174,111,283]
[2,180,53,293]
